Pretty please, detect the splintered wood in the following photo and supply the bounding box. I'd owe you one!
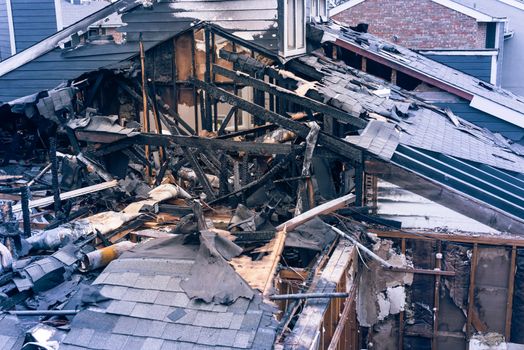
[230,229,287,294]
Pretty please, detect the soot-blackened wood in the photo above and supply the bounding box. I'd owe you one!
[185,150,216,200]
[217,106,238,135]
[191,79,363,164]
[213,65,367,128]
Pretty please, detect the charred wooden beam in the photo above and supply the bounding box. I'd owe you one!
[213,65,367,129]
[190,79,363,163]
[185,150,216,200]
[217,106,238,136]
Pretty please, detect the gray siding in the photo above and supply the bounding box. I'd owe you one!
[0,44,137,102]
[435,101,524,141]
[0,0,11,60]
[424,54,492,83]
[121,0,279,51]
[11,0,57,52]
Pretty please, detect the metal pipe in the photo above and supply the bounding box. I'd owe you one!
[269,292,349,301]
[80,241,136,271]
[49,137,61,215]
[7,310,78,316]
[330,225,393,269]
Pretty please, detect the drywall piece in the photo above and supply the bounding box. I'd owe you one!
[356,239,413,327]
[469,333,507,350]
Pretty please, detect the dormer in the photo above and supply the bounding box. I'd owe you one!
[279,0,327,57]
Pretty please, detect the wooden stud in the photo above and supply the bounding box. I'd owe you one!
[466,243,479,339]
[505,245,517,340]
[391,69,398,85]
[432,240,442,350]
[361,56,367,72]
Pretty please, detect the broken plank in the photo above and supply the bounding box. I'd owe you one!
[11,180,118,214]
[276,193,356,232]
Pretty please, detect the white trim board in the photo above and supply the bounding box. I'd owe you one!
[470,95,524,129]
[329,0,505,22]
[54,0,64,31]
[5,0,16,55]
[498,0,524,11]
[329,0,364,16]
[419,50,498,56]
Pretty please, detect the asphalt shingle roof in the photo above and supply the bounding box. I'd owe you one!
[60,239,277,350]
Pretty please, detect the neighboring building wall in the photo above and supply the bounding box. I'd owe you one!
[331,0,487,49]
[0,0,11,60]
[435,100,524,141]
[424,54,492,82]
[11,0,58,52]
[454,0,524,96]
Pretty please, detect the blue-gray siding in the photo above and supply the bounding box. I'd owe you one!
[0,0,11,60]
[424,54,492,83]
[11,0,57,52]
[435,101,524,142]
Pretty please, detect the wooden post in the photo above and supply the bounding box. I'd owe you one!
[466,243,479,339]
[399,238,406,350]
[361,57,367,72]
[505,245,517,340]
[432,240,442,350]
[391,69,398,85]
[139,37,150,178]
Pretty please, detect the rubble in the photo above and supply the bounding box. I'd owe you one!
[0,11,522,350]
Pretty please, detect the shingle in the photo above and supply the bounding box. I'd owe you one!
[226,297,250,314]
[105,272,140,287]
[162,323,186,341]
[193,311,217,328]
[167,308,186,322]
[93,272,109,285]
[133,319,167,338]
[197,328,220,346]
[172,309,197,325]
[165,278,182,292]
[112,316,138,335]
[63,328,95,347]
[122,288,160,303]
[160,340,182,350]
[100,285,129,300]
[229,314,244,330]
[89,332,113,350]
[106,300,137,316]
[240,310,263,332]
[233,331,254,348]
[252,327,276,349]
[123,336,146,350]
[178,325,202,343]
[131,303,170,320]
[156,291,189,307]
[216,329,237,347]
[212,304,228,313]
[155,292,189,307]
[214,312,233,329]
[140,337,164,350]
[152,275,172,290]
[133,275,156,289]
[105,334,129,350]
[70,310,118,330]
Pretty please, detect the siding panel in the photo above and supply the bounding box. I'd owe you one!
[424,54,492,83]
[0,0,11,60]
[11,0,57,52]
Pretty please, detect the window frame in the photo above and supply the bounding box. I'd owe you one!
[281,0,307,57]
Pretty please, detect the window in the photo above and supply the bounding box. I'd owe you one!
[310,0,327,20]
[283,0,306,56]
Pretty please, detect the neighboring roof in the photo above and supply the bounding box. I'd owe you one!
[498,0,524,10]
[59,236,278,350]
[315,22,524,129]
[329,0,506,21]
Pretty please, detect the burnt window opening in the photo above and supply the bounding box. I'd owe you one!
[396,70,422,91]
[366,59,392,81]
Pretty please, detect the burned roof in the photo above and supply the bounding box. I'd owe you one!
[59,236,278,350]
[313,22,524,129]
